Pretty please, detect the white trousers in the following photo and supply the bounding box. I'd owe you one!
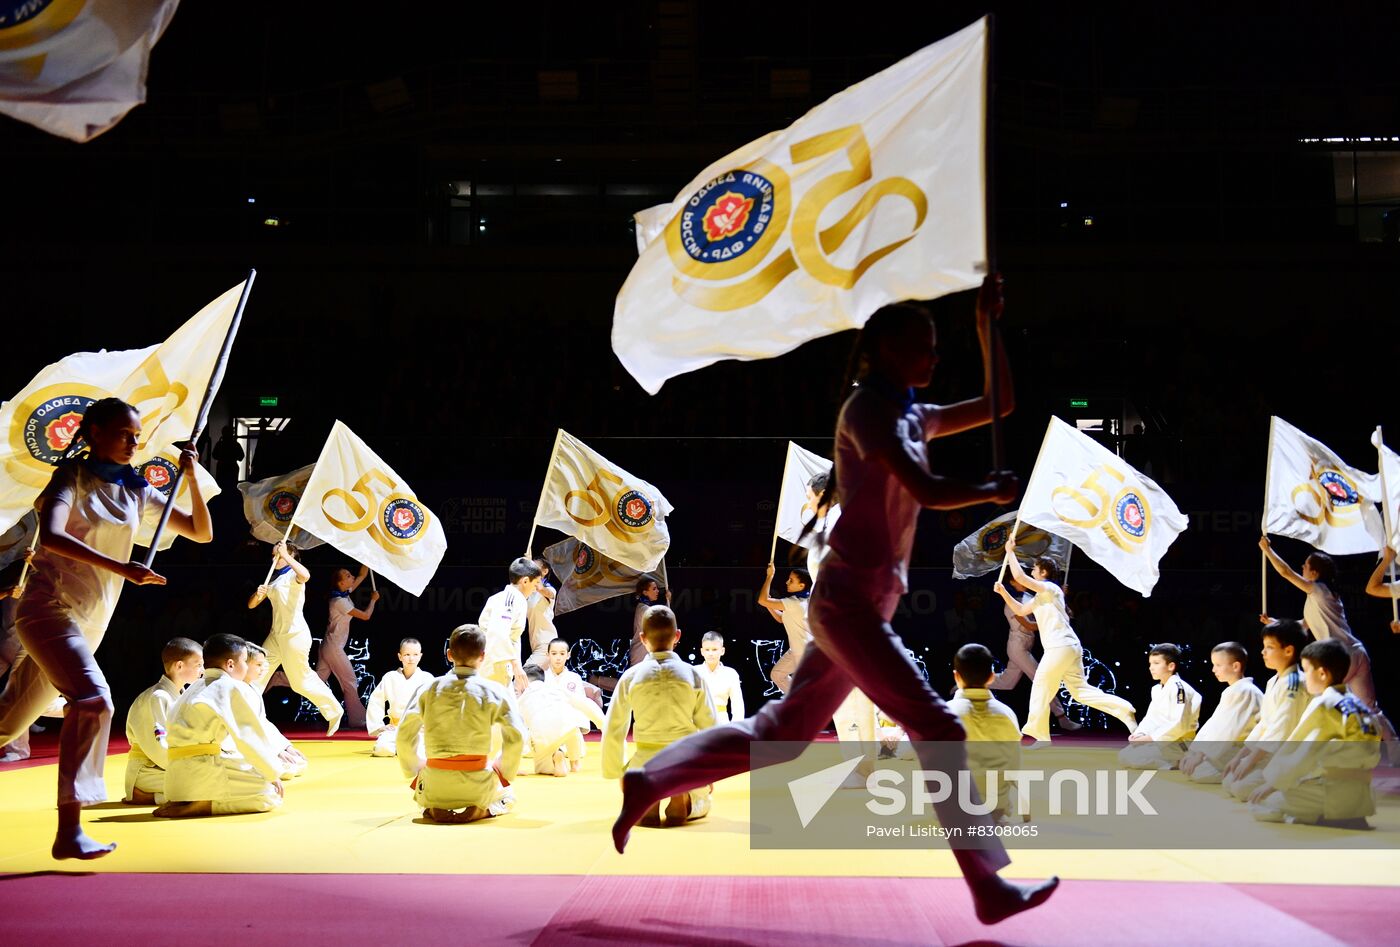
[1023,645,1136,742]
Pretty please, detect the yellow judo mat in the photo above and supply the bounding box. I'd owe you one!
[2,739,1398,885]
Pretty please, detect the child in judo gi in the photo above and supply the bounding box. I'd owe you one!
[479,558,543,694]
[694,631,745,723]
[518,663,605,775]
[366,637,434,757]
[1119,643,1202,770]
[122,637,202,804]
[243,642,307,779]
[1223,621,1311,801]
[1180,642,1263,783]
[947,643,1025,822]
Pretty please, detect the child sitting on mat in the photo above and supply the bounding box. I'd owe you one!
[122,637,202,804]
[244,642,307,780]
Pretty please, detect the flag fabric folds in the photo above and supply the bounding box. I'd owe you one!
[291,422,446,596]
[533,430,673,573]
[1019,417,1188,597]
[134,446,219,551]
[613,17,988,394]
[0,279,245,536]
[775,442,832,550]
[1265,416,1383,555]
[238,463,323,549]
[542,537,670,616]
[0,0,181,142]
[1371,429,1400,555]
[951,508,1072,580]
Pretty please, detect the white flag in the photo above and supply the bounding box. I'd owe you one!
[133,447,219,551]
[0,0,181,142]
[291,422,446,596]
[775,442,833,549]
[534,430,673,573]
[542,537,669,617]
[951,509,1072,580]
[1020,417,1188,597]
[1265,417,1382,555]
[0,280,244,533]
[1370,429,1400,555]
[238,463,323,549]
[0,511,36,571]
[613,18,988,394]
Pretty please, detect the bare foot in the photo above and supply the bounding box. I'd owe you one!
[612,769,663,853]
[569,759,583,773]
[51,830,116,861]
[153,800,213,819]
[664,792,691,824]
[552,749,567,776]
[127,788,157,805]
[972,875,1060,925]
[425,806,490,824]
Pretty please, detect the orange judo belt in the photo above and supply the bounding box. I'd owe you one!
[411,754,510,790]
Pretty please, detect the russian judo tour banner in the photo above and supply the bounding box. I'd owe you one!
[533,430,673,573]
[0,279,245,534]
[0,0,181,142]
[239,463,323,549]
[543,536,670,616]
[614,17,988,394]
[951,508,1072,580]
[292,422,447,596]
[775,442,832,550]
[1264,417,1383,556]
[1019,417,1188,597]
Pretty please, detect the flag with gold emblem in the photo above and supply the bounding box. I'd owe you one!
[238,463,324,549]
[951,508,1072,579]
[614,17,988,394]
[291,422,446,596]
[0,279,245,534]
[1265,417,1382,555]
[134,446,219,551]
[0,0,181,142]
[543,536,669,616]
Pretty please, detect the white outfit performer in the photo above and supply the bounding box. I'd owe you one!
[603,649,716,819]
[1021,583,1136,742]
[479,584,528,687]
[1251,686,1381,823]
[0,461,160,806]
[1186,677,1263,783]
[525,583,557,668]
[366,667,435,757]
[947,687,1024,820]
[253,566,343,728]
[396,666,523,813]
[804,502,878,746]
[122,675,181,803]
[163,669,284,815]
[1118,673,1202,770]
[694,661,745,723]
[1225,664,1309,801]
[317,594,366,726]
[517,679,604,774]
[990,593,1065,718]
[769,594,811,694]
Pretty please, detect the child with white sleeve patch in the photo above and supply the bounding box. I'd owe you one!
[1180,642,1263,783]
[123,637,203,804]
[1118,643,1202,770]
[1223,620,1311,801]
[366,638,435,757]
[155,635,286,819]
[694,631,745,723]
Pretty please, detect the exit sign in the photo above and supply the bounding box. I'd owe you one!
[1069,399,1088,408]
[258,396,279,407]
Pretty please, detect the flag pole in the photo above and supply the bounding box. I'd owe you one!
[1261,417,1276,619]
[142,269,257,567]
[262,518,298,587]
[14,522,40,596]
[369,569,377,593]
[1378,426,1398,625]
[524,428,564,557]
[983,13,1004,473]
[1000,416,1055,584]
[770,442,795,563]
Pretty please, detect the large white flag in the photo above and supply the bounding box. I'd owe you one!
[0,511,36,570]
[951,509,1072,580]
[134,447,219,551]
[534,430,673,573]
[291,422,446,596]
[1265,417,1382,555]
[1370,429,1400,555]
[0,0,181,142]
[0,280,244,533]
[542,537,670,617]
[238,463,323,549]
[775,442,832,549]
[613,18,988,394]
[1020,417,1188,597]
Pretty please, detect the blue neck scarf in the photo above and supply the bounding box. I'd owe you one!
[858,375,916,411]
[789,588,811,600]
[330,589,352,599]
[82,457,148,490]
[273,565,293,580]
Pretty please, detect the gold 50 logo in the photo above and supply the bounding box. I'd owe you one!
[564,468,658,546]
[1051,465,1152,553]
[320,469,430,555]
[663,125,928,311]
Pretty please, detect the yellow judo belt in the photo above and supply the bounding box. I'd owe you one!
[167,743,220,760]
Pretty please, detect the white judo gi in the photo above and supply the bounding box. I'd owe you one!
[164,669,284,815]
[602,650,716,819]
[366,667,435,757]
[1186,677,1263,783]
[252,567,344,728]
[123,675,182,802]
[1119,674,1202,770]
[396,666,523,812]
[947,687,1024,820]
[695,661,745,723]
[1251,687,1382,823]
[517,679,604,774]
[479,585,528,688]
[1225,665,1310,801]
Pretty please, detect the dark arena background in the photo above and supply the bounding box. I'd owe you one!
[2,4,1399,946]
